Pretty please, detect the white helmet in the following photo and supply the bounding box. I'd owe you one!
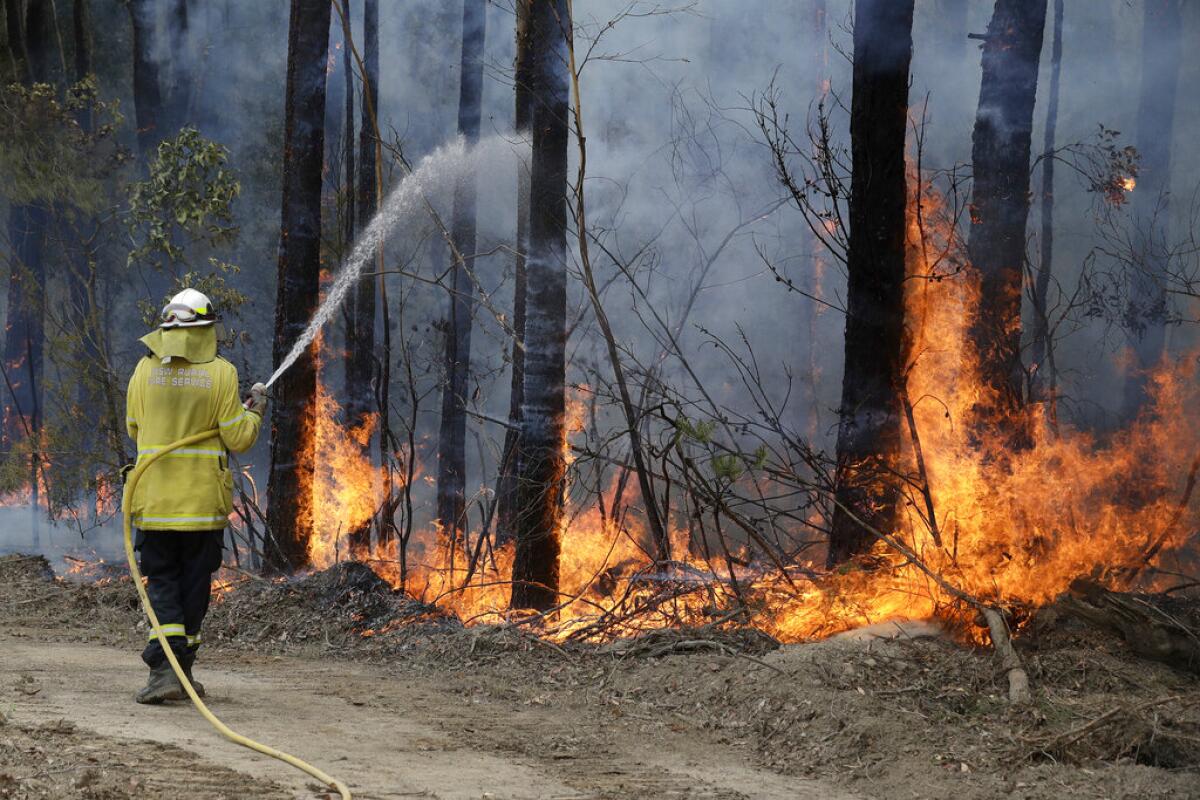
[160,288,217,328]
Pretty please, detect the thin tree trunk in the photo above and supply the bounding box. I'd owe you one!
[4,0,30,82]
[128,0,164,155]
[510,0,569,611]
[966,0,1048,432]
[330,0,367,556]
[804,0,827,438]
[496,0,533,547]
[266,0,332,573]
[66,0,104,464]
[561,7,670,565]
[437,0,487,558]
[4,0,58,546]
[164,0,191,132]
[1030,0,1063,396]
[826,0,915,567]
[1122,0,1182,418]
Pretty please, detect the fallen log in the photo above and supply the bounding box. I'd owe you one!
[1059,579,1200,675]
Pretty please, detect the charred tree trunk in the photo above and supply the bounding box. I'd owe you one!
[510,0,569,611]
[496,0,533,547]
[436,0,487,557]
[966,0,1048,430]
[3,0,58,546]
[4,0,30,82]
[128,0,165,155]
[346,0,379,553]
[1122,0,1182,418]
[1059,579,1199,675]
[66,0,104,461]
[826,0,915,567]
[1030,0,1063,395]
[266,0,332,573]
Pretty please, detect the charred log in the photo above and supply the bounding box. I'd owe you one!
[1059,579,1200,675]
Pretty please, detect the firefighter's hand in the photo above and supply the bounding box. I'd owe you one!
[245,383,268,415]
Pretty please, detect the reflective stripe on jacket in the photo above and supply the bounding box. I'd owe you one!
[122,327,262,531]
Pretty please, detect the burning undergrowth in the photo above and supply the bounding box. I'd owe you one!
[266,168,1200,653]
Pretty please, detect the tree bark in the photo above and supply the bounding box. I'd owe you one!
[510,0,569,611]
[1122,0,1182,418]
[496,0,533,548]
[4,0,30,82]
[966,0,1048,430]
[128,0,165,155]
[1030,0,1063,393]
[3,0,58,547]
[266,0,332,573]
[66,0,105,463]
[437,0,487,557]
[345,0,379,554]
[826,0,915,567]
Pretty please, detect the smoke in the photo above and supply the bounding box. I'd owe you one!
[4,0,1198,563]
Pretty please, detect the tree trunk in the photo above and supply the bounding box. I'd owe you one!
[1030,0,1063,394]
[496,0,533,547]
[966,0,1048,430]
[437,0,487,556]
[266,0,332,573]
[66,0,105,463]
[128,0,165,155]
[826,0,915,567]
[3,0,58,546]
[1122,0,1182,418]
[345,0,379,554]
[510,0,569,611]
[4,0,30,82]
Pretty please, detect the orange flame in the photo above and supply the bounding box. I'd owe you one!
[288,169,1197,645]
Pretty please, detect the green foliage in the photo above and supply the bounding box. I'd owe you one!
[711,453,742,482]
[127,127,241,269]
[0,77,128,211]
[675,416,716,444]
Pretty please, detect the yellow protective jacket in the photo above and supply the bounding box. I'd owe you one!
[123,326,262,531]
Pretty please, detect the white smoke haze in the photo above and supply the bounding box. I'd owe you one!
[1,0,1197,562]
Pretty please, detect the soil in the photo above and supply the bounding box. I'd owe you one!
[2,555,1198,800]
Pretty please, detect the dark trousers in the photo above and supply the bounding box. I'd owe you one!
[136,529,224,669]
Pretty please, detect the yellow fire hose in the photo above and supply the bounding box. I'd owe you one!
[122,429,351,800]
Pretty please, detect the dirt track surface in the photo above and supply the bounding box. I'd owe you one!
[1,635,853,799]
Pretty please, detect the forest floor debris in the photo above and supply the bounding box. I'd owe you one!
[2,554,1198,799]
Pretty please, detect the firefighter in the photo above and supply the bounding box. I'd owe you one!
[125,288,267,704]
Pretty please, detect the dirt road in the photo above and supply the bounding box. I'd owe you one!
[1,636,855,799]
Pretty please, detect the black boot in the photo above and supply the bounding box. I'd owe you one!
[176,654,205,699]
[135,662,185,704]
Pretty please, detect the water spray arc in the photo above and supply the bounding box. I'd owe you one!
[265,134,521,390]
[121,135,520,797]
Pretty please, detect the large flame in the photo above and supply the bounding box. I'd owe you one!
[299,333,387,568]
[289,170,1197,644]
